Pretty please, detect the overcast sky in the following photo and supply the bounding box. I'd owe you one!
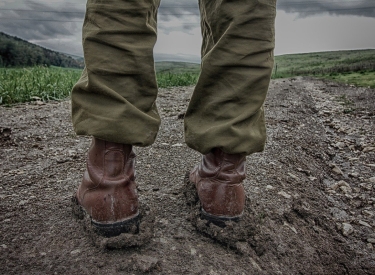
[1,0,374,62]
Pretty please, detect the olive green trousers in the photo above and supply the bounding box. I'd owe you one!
[72,0,276,155]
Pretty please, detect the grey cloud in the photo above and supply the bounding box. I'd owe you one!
[0,0,85,41]
[277,0,375,18]
[158,0,200,34]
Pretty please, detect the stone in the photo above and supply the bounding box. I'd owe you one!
[362,210,374,217]
[266,185,274,190]
[358,220,372,228]
[332,165,344,175]
[335,142,346,149]
[349,172,359,178]
[342,223,354,236]
[172,143,183,147]
[190,248,197,256]
[70,249,81,255]
[288,173,299,180]
[367,238,375,244]
[132,255,159,273]
[368,177,375,184]
[363,147,375,153]
[278,191,292,199]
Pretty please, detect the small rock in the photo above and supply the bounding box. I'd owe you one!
[284,222,297,234]
[266,185,274,190]
[363,210,374,217]
[159,238,168,244]
[249,257,263,271]
[335,142,346,149]
[133,255,159,273]
[368,177,375,184]
[342,223,354,236]
[172,143,183,147]
[288,173,299,180]
[190,248,197,256]
[70,249,81,255]
[1,244,7,249]
[367,238,375,244]
[349,172,359,178]
[40,252,46,256]
[363,147,375,153]
[332,165,344,175]
[18,200,28,206]
[359,220,372,228]
[278,191,291,199]
[340,185,352,194]
[308,176,317,181]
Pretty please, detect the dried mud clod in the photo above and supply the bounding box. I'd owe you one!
[183,172,259,253]
[71,195,155,250]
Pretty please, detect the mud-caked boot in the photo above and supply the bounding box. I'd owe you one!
[74,137,139,237]
[190,148,246,226]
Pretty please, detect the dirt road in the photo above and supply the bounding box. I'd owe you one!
[1,77,374,274]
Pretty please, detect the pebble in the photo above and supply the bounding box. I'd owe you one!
[133,255,159,273]
[358,220,372,228]
[288,173,299,180]
[190,248,197,256]
[18,200,28,206]
[349,172,359,178]
[362,210,374,217]
[70,249,81,255]
[367,238,375,244]
[342,223,354,236]
[330,180,351,193]
[368,177,375,184]
[363,147,375,153]
[1,244,7,249]
[335,142,346,149]
[172,143,183,147]
[332,165,344,175]
[266,185,274,190]
[278,191,292,199]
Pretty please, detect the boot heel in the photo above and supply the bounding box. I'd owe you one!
[91,214,140,237]
[201,209,242,228]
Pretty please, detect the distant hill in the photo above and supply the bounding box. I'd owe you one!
[0,32,84,68]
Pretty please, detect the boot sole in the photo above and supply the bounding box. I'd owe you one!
[201,209,243,228]
[71,195,140,238]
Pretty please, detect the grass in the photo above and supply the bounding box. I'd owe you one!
[272,49,375,88]
[0,66,81,105]
[1,49,374,105]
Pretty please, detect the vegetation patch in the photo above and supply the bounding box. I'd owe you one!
[0,66,81,105]
[272,49,375,88]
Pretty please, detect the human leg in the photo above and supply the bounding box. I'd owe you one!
[71,0,161,236]
[187,0,277,221]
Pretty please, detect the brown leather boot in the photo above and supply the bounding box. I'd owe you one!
[190,148,246,225]
[75,137,139,237]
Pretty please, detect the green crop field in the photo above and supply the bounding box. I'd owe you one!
[1,49,374,105]
[0,66,82,105]
[273,49,375,88]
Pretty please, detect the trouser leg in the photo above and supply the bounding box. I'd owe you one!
[184,0,277,155]
[71,0,161,146]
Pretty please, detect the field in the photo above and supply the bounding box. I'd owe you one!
[0,49,374,105]
[273,49,375,88]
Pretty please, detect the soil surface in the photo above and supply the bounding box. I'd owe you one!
[1,77,375,275]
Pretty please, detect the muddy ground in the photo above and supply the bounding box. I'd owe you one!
[1,77,374,274]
